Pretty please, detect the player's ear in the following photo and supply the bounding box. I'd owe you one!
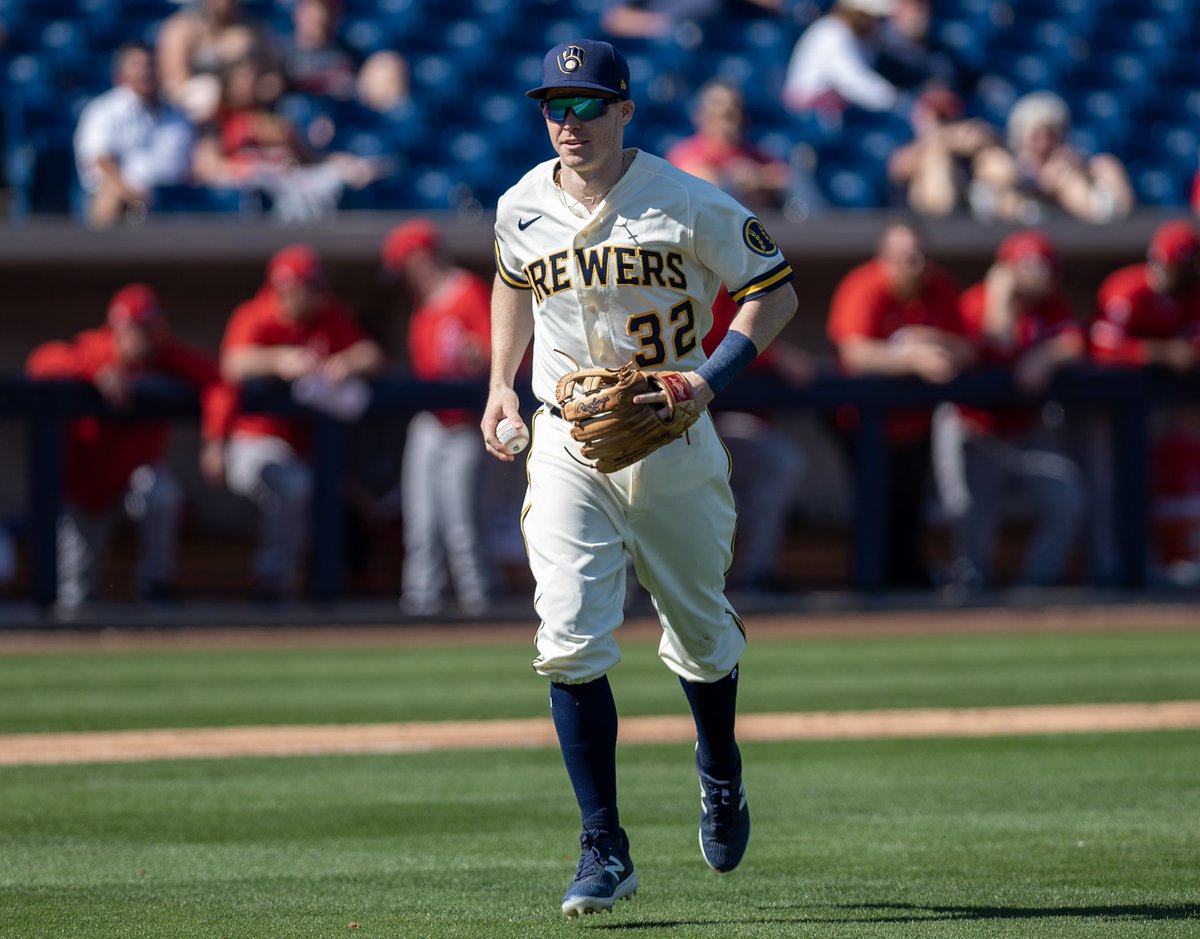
[619,100,635,126]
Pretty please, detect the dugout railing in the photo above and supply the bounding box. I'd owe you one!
[6,366,1199,605]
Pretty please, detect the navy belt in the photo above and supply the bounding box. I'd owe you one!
[544,404,563,419]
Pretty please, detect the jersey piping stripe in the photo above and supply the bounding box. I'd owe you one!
[494,241,531,289]
[730,608,746,640]
[730,261,794,304]
[713,413,738,580]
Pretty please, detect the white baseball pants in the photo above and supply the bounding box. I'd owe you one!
[524,408,744,685]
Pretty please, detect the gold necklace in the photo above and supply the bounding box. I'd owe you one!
[554,151,633,209]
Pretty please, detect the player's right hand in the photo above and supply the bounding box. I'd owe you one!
[94,365,133,409]
[275,346,321,381]
[482,386,523,462]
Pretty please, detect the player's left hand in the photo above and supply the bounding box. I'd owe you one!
[199,438,227,488]
[633,371,713,418]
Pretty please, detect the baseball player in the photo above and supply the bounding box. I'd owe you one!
[26,284,231,608]
[380,218,492,616]
[481,39,798,917]
[219,244,386,600]
[1088,219,1200,582]
[827,220,972,588]
[931,230,1087,590]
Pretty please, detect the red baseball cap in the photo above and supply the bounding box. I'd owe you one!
[1149,219,1200,267]
[107,283,161,328]
[268,244,325,290]
[382,219,439,272]
[997,229,1058,267]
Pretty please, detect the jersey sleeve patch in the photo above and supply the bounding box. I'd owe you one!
[742,217,780,257]
[494,240,531,289]
[730,259,794,304]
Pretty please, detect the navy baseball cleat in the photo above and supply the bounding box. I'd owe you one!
[561,827,637,918]
[697,753,751,873]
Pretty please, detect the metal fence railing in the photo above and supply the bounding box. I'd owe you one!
[6,366,1198,604]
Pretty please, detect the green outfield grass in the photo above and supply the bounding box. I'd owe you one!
[1,734,1198,938]
[1,625,1198,937]
[0,628,1199,733]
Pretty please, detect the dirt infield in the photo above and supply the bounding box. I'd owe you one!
[3,701,1199,767]
[2,605,1196,767]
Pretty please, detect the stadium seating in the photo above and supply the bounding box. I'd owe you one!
[3,0,1200,216]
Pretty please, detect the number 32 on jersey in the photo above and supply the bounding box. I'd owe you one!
[627,299,697,367]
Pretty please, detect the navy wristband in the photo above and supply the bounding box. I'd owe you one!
[696,330,758,397]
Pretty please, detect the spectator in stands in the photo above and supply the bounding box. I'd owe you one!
[666,79,792,212]
[827,220,972,588]
[370,220,494,616]
[887,85,995,217]
[876,0,974,95]
[157,0,281,124]
[219,245,386,600]
[192,55,386,222]
[971,91,1134,225]
[73,42,194,229]
[706,287,814,593]
[601,0,784,40]
[281,0,409,113]
[783,0,902,114]
[932,230,1087,591]
[25,285,230,610]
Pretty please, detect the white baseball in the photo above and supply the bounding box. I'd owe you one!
[497,417,530,454]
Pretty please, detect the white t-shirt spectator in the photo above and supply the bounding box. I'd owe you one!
[784,14,899,112]
[74,86,194,193]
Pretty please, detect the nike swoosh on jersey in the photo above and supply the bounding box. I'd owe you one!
[518,216,542,230]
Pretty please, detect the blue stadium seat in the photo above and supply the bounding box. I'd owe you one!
[409,167,458,210]
[338,174,413,211]
[937,19,987,60]
[2,0,1199,213]
[968,74,1018,128]
[1065,89,1130,153]
[783,108,845,150]
[104,0,174,15]
[407,53,464,109]
[1129,162,1188,206]
[1068,52,1153,95]
[153,184,248,215]
[341,17,392,57]
[14,0,83,19]
[443,19,490,59]
[816,164,883,210]
[3,53,57,95]
[7,127,75,216]
[1148,126,1200,164]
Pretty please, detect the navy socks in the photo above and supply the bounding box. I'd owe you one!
[550,666,740,832]
[679,665,741,777]
[550,677,620,834]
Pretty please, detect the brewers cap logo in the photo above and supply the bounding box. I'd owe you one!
[743,217,779,257]
[558,45,586,75]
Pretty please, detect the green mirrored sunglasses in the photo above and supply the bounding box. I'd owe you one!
[541,96,614,123]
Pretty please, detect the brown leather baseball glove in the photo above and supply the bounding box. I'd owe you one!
[555,360,701,473]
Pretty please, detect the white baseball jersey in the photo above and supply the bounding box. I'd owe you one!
[494,149,794,406]
[494,149,793,685]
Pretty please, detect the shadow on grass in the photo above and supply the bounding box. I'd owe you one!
[590,902,1200,929]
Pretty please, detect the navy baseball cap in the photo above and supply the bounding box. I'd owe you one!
[526,39,631,100]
